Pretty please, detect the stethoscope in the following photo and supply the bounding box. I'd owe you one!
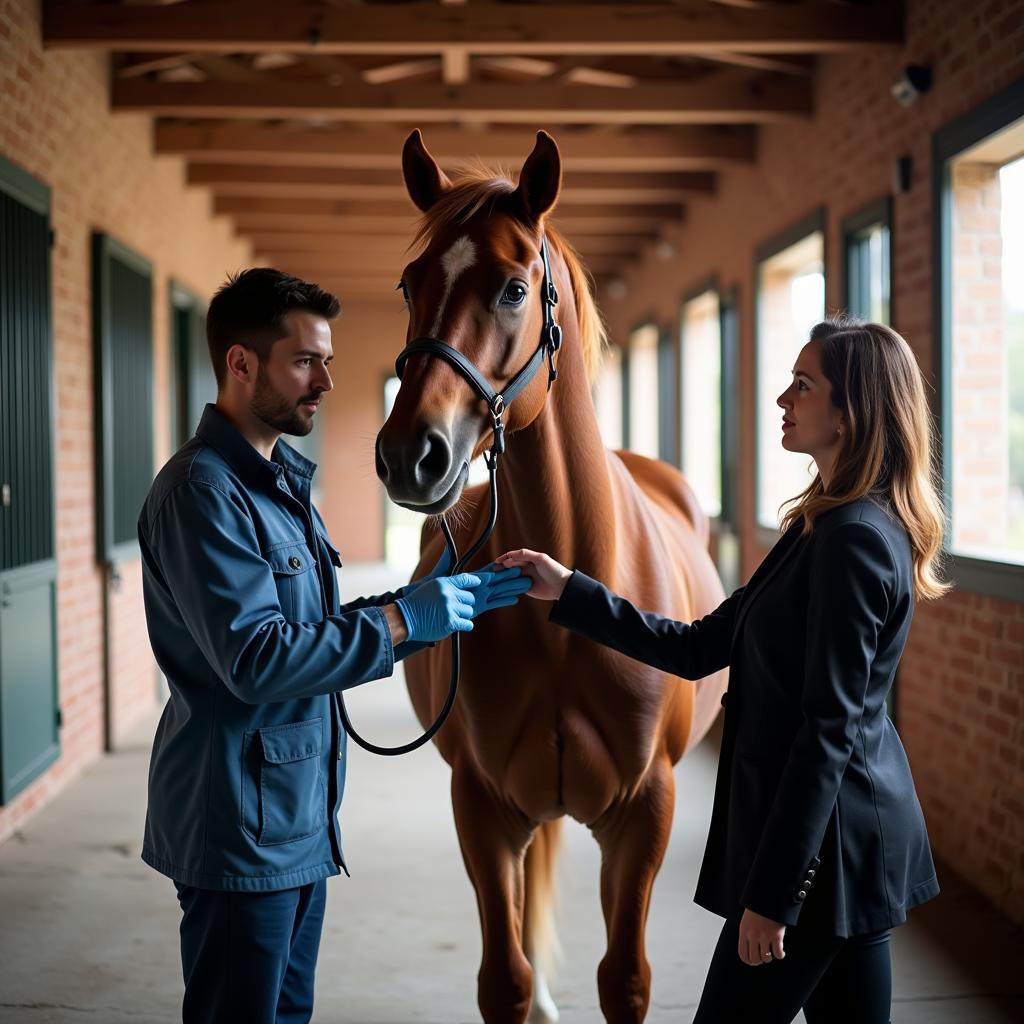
[338,236,562,756]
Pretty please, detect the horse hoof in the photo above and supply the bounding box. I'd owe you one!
[528,970,560,1023]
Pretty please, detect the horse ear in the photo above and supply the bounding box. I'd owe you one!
[402,129,451,213]
[514,131,562,222]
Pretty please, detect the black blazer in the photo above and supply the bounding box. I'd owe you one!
[549,498,939,937]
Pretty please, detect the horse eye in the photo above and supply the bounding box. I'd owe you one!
[501,282,527,306]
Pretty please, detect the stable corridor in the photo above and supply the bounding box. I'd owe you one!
[1,569,1022,1024]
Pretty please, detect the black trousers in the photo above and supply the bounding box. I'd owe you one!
[692,914,892,1024]
[175,878,327,1024]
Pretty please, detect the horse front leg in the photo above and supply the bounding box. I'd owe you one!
[452,761,536,1024]
[590,755,675,1024]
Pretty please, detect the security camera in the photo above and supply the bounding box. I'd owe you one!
[891,65,932,108]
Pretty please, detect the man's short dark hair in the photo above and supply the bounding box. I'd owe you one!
[206,268,341,388]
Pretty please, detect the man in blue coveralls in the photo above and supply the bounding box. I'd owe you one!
[137,268,530,1023]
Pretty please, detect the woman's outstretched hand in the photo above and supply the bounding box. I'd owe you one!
[494,549,573,602]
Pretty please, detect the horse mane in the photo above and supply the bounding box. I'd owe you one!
[411,163,608,385]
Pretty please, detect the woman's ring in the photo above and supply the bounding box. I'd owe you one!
[761,950,773,960]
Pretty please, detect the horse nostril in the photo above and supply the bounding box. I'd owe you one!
[375,440,390,484]
[414,427,452,486]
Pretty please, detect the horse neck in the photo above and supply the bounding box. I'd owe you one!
[495,270,618,578]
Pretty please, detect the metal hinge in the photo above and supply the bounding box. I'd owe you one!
[55,707,63,728]
[48,227,56,249]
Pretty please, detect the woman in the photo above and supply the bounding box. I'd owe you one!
[497,316,948,1024]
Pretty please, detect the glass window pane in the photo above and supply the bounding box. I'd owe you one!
[628,323,660,459]
[756,231,825,530]
[681,290,722,517]
[594,344,624,449]
[949,137,1024,565]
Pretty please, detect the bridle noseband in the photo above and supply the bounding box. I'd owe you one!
[339,236,562,756]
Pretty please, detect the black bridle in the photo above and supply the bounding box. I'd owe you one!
[339,236,562,756]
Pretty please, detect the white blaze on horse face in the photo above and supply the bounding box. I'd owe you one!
[430,235,477,337]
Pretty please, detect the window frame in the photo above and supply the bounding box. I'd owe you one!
[842,196,893,324]
[679,276,723,524]
[932,77,1024,603]
[753,208,827,545]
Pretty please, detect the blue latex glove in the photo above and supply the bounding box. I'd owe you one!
[394,547,453,602]
[395,573,481,643]
[465,567,533,616]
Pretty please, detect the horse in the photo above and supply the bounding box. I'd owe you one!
[375,129,727,1024]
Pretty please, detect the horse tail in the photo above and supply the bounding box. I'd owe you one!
[523,818,564,980]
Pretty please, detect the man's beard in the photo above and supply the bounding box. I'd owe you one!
[251,366,316,437]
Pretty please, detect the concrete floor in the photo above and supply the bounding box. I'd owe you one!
[2,564,1023,1023]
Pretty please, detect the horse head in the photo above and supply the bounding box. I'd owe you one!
[375,129,565,515]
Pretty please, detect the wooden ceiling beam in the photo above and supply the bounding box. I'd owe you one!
[115,75,811,124]
[230,213,679,236]
[262,250,628,274]
[189,164,713,203]
[215,194,685,222]
[155,123,755,171]
[44,3,902,55]
[242,232,659,255]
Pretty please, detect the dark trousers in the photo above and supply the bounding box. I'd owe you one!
[693,914,892,1024]
[174,879,327,1024]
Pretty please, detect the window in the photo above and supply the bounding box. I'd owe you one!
[680,288,722,519]
[593,343,624,449]
[934,79,1024,599]
[843,198,892,324]
[92,233,154,564]
[754,212,826,533]
[169,281,214,452]
[626,322,660,459]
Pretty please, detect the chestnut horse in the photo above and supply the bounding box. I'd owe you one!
[375,130,727,1024]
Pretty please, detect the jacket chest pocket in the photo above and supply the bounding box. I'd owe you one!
[241,718,326,846]
[267,540,320,622]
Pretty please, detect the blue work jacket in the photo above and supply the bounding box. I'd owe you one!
[139,404,411,892]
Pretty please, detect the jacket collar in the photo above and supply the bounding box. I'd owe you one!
[196,404,317,493]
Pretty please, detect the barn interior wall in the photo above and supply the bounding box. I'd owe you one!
[317,299,407,563]
[0,0,250,841]
[599,0,1024,924]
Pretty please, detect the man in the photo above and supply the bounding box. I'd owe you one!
[138,268,529,1023]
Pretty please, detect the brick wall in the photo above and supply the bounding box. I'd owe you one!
[0,0,250,841]
[599,0,1024,922]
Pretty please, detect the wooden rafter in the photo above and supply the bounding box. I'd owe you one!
[245,231,655,257]
[228,213,682,237]
[43,3,903,55]
[215,196,685,223]
[154,123,756,171]
[187,164,714,203]
[114,75,812,124]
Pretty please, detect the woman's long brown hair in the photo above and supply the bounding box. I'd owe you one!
[780,315,951,600]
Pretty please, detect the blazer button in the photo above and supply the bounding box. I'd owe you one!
[289,556,301,569]
[795,890,807,901]
[807,868,816,878]
[803,879,813,888]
